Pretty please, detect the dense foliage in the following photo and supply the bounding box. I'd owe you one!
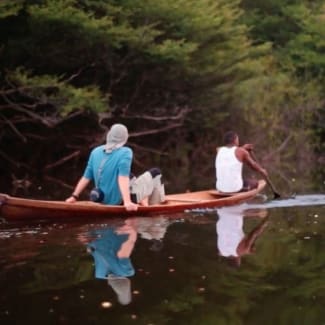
[0,0,324,192]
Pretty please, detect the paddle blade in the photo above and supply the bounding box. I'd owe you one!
[273,191,281,200]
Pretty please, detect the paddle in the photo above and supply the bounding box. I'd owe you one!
[249,150,281,200]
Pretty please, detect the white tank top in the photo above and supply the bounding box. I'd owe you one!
[215,146,243,192]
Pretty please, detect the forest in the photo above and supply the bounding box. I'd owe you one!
[0,0,324,195]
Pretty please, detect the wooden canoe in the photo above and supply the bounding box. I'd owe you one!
[0,180,266,221]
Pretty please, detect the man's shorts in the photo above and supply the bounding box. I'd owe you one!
[130,170,165,204]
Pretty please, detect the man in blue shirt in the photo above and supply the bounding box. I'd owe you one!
[66,124,164,210]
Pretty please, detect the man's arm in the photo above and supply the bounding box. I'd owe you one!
[116,223,137,258]
[66,176,90,202]
[240,148,268,178]
[118,175,138,211]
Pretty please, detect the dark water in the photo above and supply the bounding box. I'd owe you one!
[0,194,324,325]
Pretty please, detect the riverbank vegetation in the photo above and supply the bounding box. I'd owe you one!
[0,0,324,193]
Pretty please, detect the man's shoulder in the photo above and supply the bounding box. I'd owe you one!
[113,146,133,159]
[118,146,133,154]
[120,145,132,152]
[91,145,106,154]
[218,146,236,153]
[217,146,226,152]
[235,146,249,161]
[235,146,246,153]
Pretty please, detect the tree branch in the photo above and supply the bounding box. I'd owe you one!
[44,150,81,171]
[126,106,189,121]
[264,133,293,161]
[0,114,27,142]
[128,142,169,156]
[44,175,74,190]
[0,149,31,169]
[129,122,184,137]
[1,93,56,127]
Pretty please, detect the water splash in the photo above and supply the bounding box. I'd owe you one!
[248,194,325,209]
[188,194,325,214]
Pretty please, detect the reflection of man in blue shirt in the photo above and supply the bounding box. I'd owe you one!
[87,221,137,305]
[88,228,134,278]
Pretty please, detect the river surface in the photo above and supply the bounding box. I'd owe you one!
[0,191,324,324]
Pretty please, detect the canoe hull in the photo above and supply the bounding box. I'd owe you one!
[0,180,266,221]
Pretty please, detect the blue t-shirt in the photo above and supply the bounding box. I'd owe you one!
[87,228,135,279]
[83,145,133,204]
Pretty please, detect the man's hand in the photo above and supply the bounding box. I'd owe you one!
[124,201,138,211]
[66,196,77,203]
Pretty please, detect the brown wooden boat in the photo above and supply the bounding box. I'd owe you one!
[0,180,266,221]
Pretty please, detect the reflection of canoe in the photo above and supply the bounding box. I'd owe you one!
[0,180,266,221]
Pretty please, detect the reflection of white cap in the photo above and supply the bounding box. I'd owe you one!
[107,276,131,305]
[105,124,128,153]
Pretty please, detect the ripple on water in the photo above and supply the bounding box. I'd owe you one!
[248,194,325,209]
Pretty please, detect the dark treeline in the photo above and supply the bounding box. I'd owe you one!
[0,0,324,195]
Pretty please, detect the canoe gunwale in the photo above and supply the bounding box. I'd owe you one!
[0,180,266,221]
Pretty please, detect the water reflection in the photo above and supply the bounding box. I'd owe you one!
[0,203,324,324]
[83,220,136,305]
[216,204,269,267]
[135,216,176,251]
[82,216,177,305]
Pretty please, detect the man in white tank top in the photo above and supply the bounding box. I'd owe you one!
[215,131,268,193]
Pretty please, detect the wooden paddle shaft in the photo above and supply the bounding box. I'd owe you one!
[250,150,281,198]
